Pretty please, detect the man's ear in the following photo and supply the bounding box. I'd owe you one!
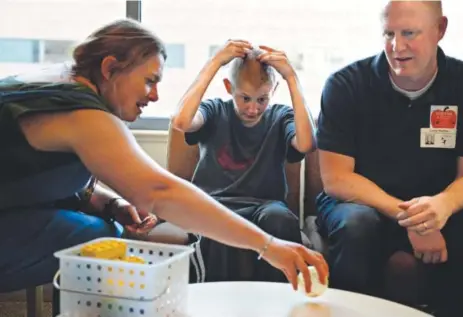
[101,56,119,80]
[223,78,233,95]
[438,16,448,41]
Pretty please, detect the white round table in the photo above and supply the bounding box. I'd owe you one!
[185,282,432,317]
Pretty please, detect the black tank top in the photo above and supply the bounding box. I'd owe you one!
[0,78,111,210]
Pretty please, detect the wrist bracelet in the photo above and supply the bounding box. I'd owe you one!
[257,235,274,260]
[102,197,123,223]
[75,176,97,211]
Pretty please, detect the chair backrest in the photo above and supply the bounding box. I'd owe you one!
[166,123,302,214]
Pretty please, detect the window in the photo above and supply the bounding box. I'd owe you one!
[165,44,185,68]
[0,39,40,63]
[134,0,463,130]
[2,1,463,131]
[325,53,344,69]
[209,45,220,58]
[42,40,76,64]
[0,0,126,78]
[288,52,304,71]
[137,0,385,125]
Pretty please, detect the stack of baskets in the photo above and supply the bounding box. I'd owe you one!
[53,237,194,317]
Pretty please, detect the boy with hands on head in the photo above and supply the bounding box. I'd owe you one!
[172,39,326,288]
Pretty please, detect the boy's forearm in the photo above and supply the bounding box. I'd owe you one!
[172,58,222,129]
[286,75,315,152]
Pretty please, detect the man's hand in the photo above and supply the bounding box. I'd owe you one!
[213,39,253,66]
[397,195,453,235]
[407,230,447,264]
[256,45,296,80]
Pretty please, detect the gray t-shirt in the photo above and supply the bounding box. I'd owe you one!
[185,98,304,205]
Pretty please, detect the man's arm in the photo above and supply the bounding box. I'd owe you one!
[317,73,403,218]
[397,157,463,233]
[319,150,404,218]
[435,157,463,214]
[286,75,316,153]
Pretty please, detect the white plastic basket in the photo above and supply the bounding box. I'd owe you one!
[53,237,194,317]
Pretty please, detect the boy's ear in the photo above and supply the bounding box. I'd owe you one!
[223,78,233,95]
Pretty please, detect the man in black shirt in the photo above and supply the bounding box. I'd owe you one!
[316,1,462,315]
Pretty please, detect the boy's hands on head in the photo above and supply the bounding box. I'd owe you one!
[213,39,253,66]
[257,45,296,80]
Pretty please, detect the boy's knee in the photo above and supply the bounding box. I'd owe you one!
[256,203,300,242]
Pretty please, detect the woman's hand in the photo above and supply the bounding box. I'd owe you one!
[107,198,158,235]
[261,237,329,293]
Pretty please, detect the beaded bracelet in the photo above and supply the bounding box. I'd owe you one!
[257,235,274,260]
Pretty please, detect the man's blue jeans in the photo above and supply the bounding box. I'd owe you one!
[316,192,463,316]
[316,194,398,295]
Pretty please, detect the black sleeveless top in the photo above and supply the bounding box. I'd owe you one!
[0,77,111,210]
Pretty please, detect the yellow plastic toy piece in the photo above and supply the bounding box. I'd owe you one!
[80,240,127,260]
[122,255,145,264]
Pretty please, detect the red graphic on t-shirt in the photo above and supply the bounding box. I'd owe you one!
[216,145,254,171]
[430,106,457,129]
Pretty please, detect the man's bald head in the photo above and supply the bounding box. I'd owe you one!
[380,0,448,90]
[382,1,443,21]
[425,0,443,17]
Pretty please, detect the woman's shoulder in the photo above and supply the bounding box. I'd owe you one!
[0,82,110,119]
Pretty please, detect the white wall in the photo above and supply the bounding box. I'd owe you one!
[133,130,169,168]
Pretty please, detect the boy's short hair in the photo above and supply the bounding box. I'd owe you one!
[228,48,277,88]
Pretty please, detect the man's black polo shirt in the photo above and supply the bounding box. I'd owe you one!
[317,47,463,201]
